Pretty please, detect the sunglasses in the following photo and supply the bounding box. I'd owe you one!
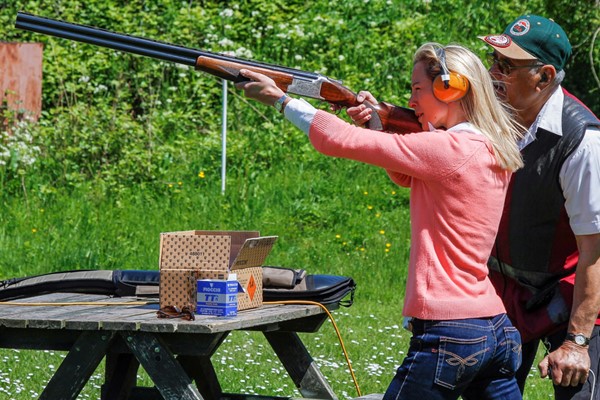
[157,305,195,321]
[486,53,543,75]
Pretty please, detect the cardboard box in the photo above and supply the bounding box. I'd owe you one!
[158,231,277,312]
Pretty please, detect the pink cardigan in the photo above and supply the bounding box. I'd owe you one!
[309,111,508,320]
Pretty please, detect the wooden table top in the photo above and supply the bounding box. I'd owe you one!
[0,292,327,334]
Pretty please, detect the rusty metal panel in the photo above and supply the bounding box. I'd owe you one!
[0,42,43,121]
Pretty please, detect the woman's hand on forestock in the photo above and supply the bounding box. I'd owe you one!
[235,69,285,107]
[345,90,378,127]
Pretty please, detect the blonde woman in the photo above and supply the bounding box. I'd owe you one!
[235,42,523,400]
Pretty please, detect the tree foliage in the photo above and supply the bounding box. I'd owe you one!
[1,0,598,194]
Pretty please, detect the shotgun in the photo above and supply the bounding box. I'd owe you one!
[15,11,421,134]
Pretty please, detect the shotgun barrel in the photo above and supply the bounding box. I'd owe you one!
[15,12,320,82]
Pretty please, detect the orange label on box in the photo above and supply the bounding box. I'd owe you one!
[247,274,257,301]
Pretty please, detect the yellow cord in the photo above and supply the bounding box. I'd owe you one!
[264,300,362,397]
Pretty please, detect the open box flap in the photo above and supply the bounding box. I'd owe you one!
[230,236,278,270]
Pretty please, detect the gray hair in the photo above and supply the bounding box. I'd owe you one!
[555,69,565,85]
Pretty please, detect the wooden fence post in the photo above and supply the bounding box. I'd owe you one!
[0,42,43,124]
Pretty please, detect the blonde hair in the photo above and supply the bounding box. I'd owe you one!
[413,43,524,171]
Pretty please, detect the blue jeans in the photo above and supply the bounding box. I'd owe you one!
[383,314,522,400]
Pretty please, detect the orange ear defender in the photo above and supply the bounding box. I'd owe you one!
[433,47,470,103]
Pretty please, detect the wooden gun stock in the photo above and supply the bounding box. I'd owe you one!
[196,57,421,134]
[362,101,422,134]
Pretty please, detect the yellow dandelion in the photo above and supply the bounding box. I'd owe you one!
[375,212,381,218]
[342,241,347,246]
[363,191,368,195]
[360,247,365,252]
[198,171,205,179]
[391,191,396,195]
[367,205,373,210]
[335,234,341,239]
[32,228,37,233]
[386,243,391,248]
[168,183,173,188]
[178,181,183,186]
[385,248,390,253]
[379,230,385,235]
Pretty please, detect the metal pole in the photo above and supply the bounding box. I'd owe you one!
[221,79,227,194]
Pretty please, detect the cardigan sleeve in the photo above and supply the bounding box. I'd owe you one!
[308,111,490,182]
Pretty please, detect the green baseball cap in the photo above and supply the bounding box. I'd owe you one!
[479,14,572,71]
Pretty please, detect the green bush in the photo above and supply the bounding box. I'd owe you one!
[1,0,597,194]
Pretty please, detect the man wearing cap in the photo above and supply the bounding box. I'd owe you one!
[479,15,600,400]
[344,14,600,400]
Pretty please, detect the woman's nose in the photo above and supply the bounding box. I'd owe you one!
[408,94,416,109]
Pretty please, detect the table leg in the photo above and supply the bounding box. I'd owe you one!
[264,331,337,400]
[102,351,140,400]
[178,355,223,400]
[39,331,115,400]
[121,331,204,400]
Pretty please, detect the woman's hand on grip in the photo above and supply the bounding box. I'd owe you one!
[345,91,378,126]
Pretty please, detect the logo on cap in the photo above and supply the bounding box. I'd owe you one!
[510,19,530,36]
[483,34,512,48]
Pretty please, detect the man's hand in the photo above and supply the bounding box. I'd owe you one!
[539,340,590,386]
[342,91,378,127]
[541,233,600,387]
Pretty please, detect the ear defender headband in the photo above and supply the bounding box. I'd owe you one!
[433,47,470,103]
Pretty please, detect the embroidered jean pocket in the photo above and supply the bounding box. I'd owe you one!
[499,326,522,376]
[434,336,487,390]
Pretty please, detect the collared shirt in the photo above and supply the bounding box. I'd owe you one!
[522,88,600,236]
[283,98,316,135]
[448,122,483,136]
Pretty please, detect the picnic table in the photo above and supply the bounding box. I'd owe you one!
[0,292,339,400]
